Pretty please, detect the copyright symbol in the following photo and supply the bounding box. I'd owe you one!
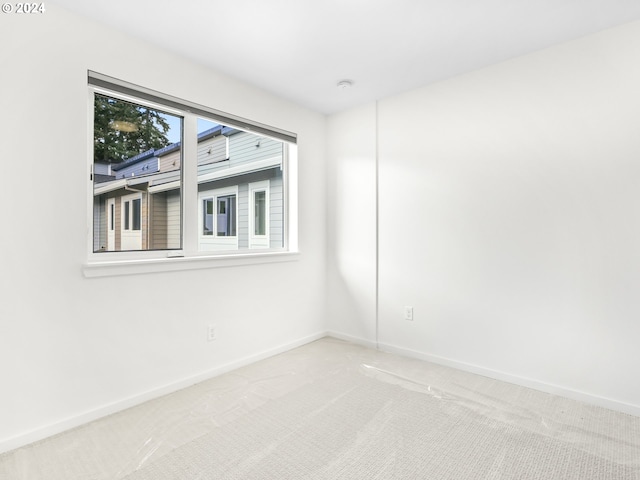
[1,3,12,13]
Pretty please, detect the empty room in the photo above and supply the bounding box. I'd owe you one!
[1,1,639,478]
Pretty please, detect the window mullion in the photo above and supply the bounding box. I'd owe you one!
[182,114,199,255]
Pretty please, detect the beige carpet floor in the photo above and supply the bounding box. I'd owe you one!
[2,337,639,479]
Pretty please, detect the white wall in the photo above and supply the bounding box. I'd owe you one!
[0,6,326,451]
[327,21,640,415]
[326,103,377,345]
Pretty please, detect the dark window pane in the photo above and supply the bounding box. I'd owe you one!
[217,195,236,236]
[203,198,213,235]
[255,191,266,235]
[124,201,130,230]
[132,199,141,231]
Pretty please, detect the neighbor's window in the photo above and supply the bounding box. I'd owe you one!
[249,180,270,249]
[200,195,237,237]
[216,195,236,237]
[89,71,296,265]
[198,187,238,251]
[254,191,266,235]
[202,198,213,236]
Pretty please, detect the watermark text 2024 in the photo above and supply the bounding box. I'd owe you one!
[1,3,46,14]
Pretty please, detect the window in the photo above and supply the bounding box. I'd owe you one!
[198,188,238,251]
[216,195,236,237]
[87,71,297,273]
[249,180,270,249]
[131,199,141,231]
[92,92,182,253]
[124,201,129,230]
[201,194,237,237]
[254,191,266,235]
[202,198,213,236]
[120,193,143,250]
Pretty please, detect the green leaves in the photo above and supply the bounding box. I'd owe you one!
[94,94,171,163]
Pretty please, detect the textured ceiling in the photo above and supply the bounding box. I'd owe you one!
[54,0,640,114]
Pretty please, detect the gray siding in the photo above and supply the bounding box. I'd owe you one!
[113,157,159,179]
[198,131,283,177]
[166,190,181,249]
[150,193,167,249]
[93,131,286,254]
[198,136,227,165]
[94,163,111,175]
[269,174,284,249]
[150,190,181,249]
[229,132,282,165]
[159,150,181,173]
[198,167,283,250]
[238,184,249,249]
[93,197,106,251]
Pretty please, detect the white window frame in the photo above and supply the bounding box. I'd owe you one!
[84,72,299,277]
[107,198,115,252]
[198,186,239,252]
[120,193,143,251]
[249,180,270,249]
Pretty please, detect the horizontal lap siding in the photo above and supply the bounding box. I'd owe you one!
[150,193,167,249]
[198,136,227,166]
[198,168,283,250]
[113,157,158,179]
[197,133,283,178]
[230,133,282,166]
[166,190,181,249]
[150,191,181,250]
[159,150,181,172]
[142,196,149,250]
[93,197,105,251]
[238,184,249,249]
[269,175,283,249]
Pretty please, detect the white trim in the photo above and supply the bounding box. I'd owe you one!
[249,179,270,249]
[93,178,127,196]
[283,144,297,252]
[377,340,640,418]
[198,186,239,251]
[0,330,325,455]
[120,193,143,251]
[83,250,299,277]
[325,331,378,350]
[92,84,184,118]
[148,180,180,193]
[107,198,115,251]
[89,71,297,144]
[198,156,281,184]
[87,82,296,271]
[114,156,282,195]
[326,330,640,417]
[87,88,95,259]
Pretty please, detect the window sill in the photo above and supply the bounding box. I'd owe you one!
[83,251,299,278]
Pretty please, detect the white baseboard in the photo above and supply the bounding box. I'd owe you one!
[5,331,637,454]
[326,330,378,350]
[325,329,639,418]
[377,340,640,418]
[0,331,327,455]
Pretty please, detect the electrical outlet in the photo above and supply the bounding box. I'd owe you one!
[404,306,414,321]
[207,324,217,342]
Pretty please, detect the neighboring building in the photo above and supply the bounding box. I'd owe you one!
[93,125,285,253]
